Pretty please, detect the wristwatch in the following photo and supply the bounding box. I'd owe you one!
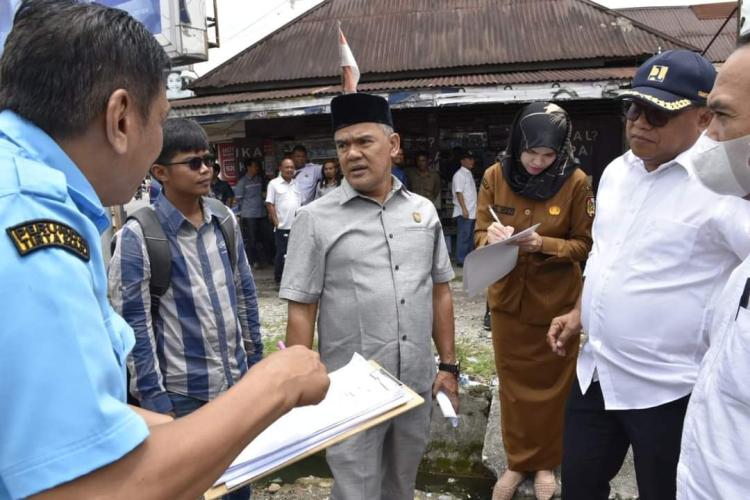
[438,361,460,377]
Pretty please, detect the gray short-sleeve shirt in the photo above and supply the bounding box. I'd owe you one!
[280,177,454,393]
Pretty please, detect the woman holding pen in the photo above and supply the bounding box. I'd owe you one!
[475,102,593,500]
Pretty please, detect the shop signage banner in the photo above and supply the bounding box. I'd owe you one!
[217,142,238,185]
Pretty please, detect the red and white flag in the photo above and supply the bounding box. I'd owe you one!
[338,22,360,93]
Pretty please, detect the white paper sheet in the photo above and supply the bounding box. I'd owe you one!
[462,223,541,297]
[215,353,412,487]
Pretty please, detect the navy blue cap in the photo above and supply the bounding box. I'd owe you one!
[330,93,393,131]
[618,50,716,111]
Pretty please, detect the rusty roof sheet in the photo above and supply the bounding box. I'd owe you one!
[618,3,737,62]
[193,0,689,92]
[174,67,636,109]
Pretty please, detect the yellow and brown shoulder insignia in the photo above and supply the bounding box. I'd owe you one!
[586,197,596,217]
[6,219,90,262]
[481,178,490,191]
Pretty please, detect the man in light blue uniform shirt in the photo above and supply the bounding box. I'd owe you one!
[0,2,328,499]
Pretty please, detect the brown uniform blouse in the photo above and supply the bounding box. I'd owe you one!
[475,162,594,326]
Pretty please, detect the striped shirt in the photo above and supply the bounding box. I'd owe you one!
[108,195,263,413]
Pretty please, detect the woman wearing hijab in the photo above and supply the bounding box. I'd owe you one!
[475,102,594,500]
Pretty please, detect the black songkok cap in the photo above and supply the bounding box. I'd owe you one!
[330,93,393,132]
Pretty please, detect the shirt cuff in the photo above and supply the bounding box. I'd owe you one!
[279,287,320,303]
[540,236,563,256]
[140,391,174,414]
[432,268,455,283]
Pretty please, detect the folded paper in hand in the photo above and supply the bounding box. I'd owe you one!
[462,223,541,297]
[436,391,458,427]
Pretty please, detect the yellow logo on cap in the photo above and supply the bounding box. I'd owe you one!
[648,65,669,83]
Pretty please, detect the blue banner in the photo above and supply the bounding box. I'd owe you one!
[1,0,162,57]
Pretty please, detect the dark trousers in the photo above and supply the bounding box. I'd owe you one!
[240,217,267,266]
[167,392,251,500]
[562,379,690,500]
[274,228,290,283]
[455,216,475,265]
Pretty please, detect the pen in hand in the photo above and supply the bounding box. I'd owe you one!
[488,206,502,224]
[277,341,287,350]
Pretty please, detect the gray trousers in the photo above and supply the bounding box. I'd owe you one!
[327,390,432,500]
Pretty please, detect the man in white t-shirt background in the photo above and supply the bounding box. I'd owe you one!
[451,150,477,266]
[266,157,302,284]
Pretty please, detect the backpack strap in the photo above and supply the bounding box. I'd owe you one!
[203,197,238,273]
[127,207,172,303]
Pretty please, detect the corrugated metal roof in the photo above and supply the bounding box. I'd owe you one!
[174,67,635,109]
[618,3,737,62]
[193,0,688,92]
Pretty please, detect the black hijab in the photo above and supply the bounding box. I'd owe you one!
[501,102,578,201]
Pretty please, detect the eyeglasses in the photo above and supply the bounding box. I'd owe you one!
[161,155,215,171]
[624,101,682,128]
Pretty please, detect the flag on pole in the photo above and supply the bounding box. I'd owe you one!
[338,21,360,93]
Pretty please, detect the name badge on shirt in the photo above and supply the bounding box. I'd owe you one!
[6,219,90,262]
[495,205,515,216]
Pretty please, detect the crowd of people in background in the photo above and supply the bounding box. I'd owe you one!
[166,141,490,287]
[6,3,750,500]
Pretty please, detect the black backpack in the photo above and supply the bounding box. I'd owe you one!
[113,197,237,315]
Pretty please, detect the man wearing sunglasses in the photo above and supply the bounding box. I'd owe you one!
[548,49,750,499]
[109,118,264,500]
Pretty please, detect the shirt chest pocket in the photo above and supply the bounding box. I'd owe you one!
[715,306,750,409]
[399,227,435,274]
[629,218,698,279]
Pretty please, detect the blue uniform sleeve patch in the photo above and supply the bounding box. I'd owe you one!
[6,219,90,261]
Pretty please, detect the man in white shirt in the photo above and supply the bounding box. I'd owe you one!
[676,38,750,500]
[290,144,322,205]
[266,157,302,284]
[547,50,750,500]
[451,150,477,266]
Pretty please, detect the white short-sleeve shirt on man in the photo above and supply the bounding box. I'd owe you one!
[451,166,477,219]
[265,177,302,230]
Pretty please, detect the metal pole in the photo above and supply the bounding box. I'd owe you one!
[702,5,738,57]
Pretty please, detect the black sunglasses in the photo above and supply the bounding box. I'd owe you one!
[624,101,682,128]
[161,154,215,171]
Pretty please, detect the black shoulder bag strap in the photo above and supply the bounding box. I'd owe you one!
[203,197,238,273]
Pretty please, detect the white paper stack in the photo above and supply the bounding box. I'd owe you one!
[462,223,541,297]
[215,353,412,489]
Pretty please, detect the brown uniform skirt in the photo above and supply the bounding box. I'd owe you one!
[491,310,579,471]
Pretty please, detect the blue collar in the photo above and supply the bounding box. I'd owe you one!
[0,110,109,233]
[154,194,215,234]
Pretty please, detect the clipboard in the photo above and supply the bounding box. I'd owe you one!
[203,360,424,499]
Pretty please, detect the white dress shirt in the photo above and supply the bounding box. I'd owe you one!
[677,255,750,499]
[451,166,477,219]
[579,149,750,410]
[265,177,302,230]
